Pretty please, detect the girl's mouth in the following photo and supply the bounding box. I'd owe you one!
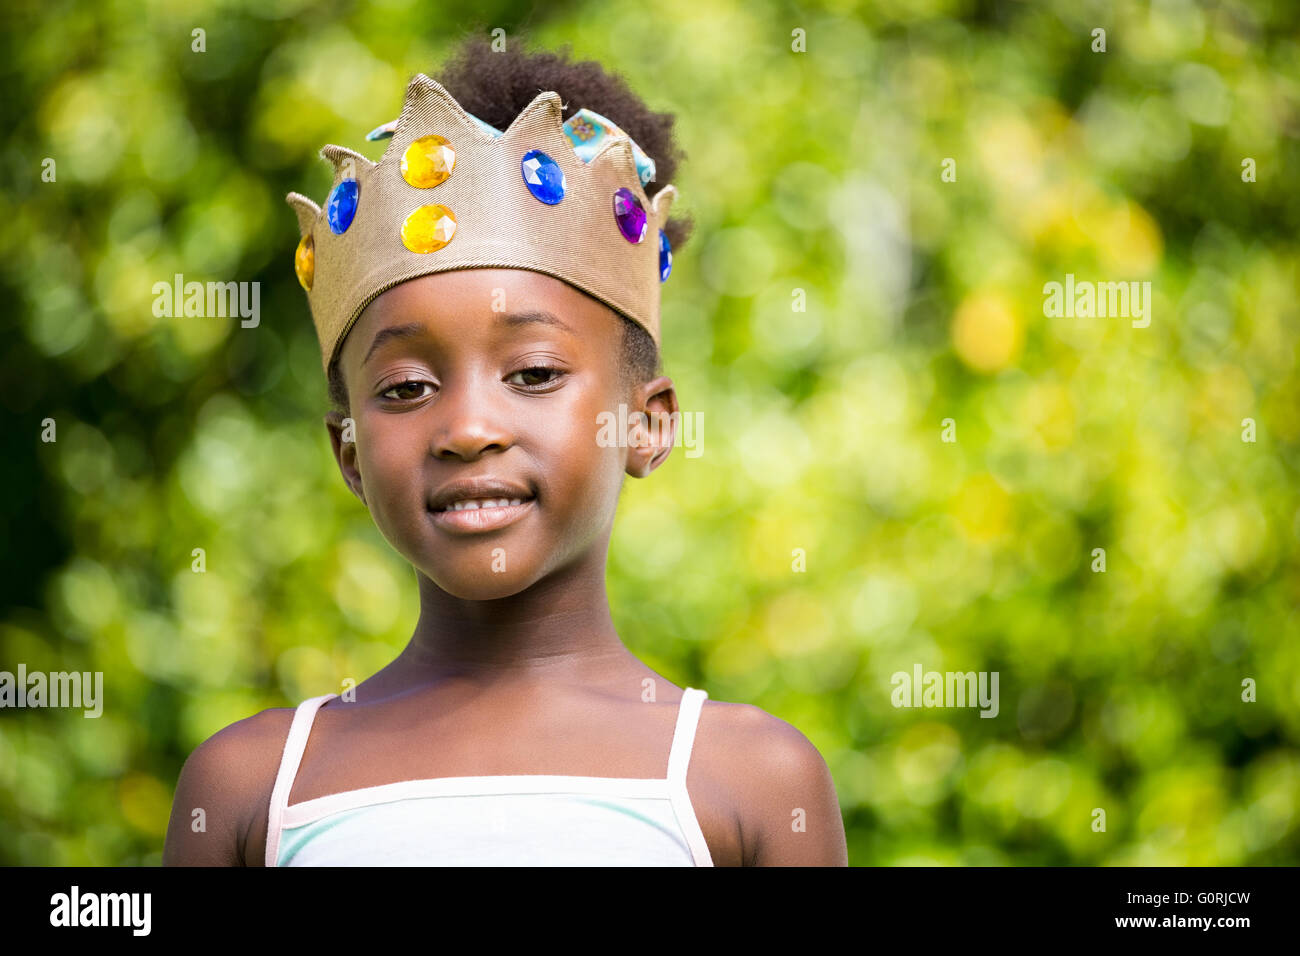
[429,496,536,534]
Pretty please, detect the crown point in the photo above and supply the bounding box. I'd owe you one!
[286,191,321,236]
[582,134,644,203]
[400,74,443,114]
[651,183,677,222]
[319,144,375,183]
[500,89,565,140]
[393,73,500,148]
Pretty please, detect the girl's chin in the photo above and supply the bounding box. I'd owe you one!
[422,566,539,601]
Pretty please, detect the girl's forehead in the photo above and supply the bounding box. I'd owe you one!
[369,268,604,317]
[344,269,619,361]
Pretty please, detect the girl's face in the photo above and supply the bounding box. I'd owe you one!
[327,268,676,600]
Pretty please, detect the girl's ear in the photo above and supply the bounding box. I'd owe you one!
[324,410,366,505]
[625,376,679,479]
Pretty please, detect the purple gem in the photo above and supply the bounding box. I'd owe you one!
[612,187,647,243]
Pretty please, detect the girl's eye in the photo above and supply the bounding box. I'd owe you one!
[507,366,564,388]
[381,381,431,401]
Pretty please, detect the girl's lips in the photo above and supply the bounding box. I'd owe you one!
[428,498,535,534]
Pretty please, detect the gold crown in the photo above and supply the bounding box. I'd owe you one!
[286,72,677,376]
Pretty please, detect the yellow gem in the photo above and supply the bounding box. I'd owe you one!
[294,233,314,291]
[401,135,455,187]
[401,204,457,253]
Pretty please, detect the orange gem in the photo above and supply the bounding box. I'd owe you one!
[294,233,314,291]
[401,135,455,188]
[401,204,456,253]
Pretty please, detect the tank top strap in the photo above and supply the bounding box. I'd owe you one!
[666,687,708,784]
[264,693,338,867]
[665,687,713,865]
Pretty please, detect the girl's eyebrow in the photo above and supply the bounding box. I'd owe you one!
[362,310,575,366]
[363,322,427,366]
[498,309,575,336]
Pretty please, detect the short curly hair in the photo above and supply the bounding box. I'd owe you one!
[326,31,692,415]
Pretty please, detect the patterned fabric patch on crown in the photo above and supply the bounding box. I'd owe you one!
[562,108,656,186]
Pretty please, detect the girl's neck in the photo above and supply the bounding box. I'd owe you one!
[398,545,636,687]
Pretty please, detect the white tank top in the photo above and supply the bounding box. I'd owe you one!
[265,688,714,866]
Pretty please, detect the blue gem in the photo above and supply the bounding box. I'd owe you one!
[326,179,359,234]
[521,149,565,204]
[365,120,398,141]
[659,229,672,282]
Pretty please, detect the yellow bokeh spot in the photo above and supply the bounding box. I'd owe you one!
[1025,380,1077,450]
[1097,200,1164,274]
[977,113,1044,192]
[952,473,1013,542]
[952,290,1023,373]
[1069,182,1164,275]
[119,773,172,837]
[762,590,835,658]
[1028,180,1095,256]
[1192,363,1255,431]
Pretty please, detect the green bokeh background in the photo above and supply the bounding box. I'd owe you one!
[1,0,1297,865]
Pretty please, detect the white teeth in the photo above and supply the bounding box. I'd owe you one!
[446,497,526,512]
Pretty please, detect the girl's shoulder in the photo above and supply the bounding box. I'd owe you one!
[163,705,302,866]
[689,696,847,865]
[691,693,831,784]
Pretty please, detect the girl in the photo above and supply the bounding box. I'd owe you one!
[163,33,847,867]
